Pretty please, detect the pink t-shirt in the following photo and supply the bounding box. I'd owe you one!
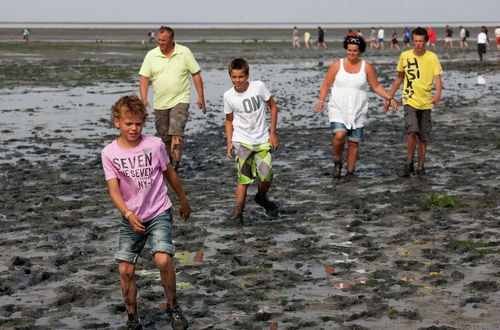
[101,135,172,222]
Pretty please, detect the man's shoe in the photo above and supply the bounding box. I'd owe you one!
[416,167,426,175]
[126,319,142,330]
[333,161,342,179]
[166,304,189,330]
[400,162,414,177]
[254,193,279,217]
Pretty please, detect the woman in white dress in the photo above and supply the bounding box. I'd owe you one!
[315,36,398,178]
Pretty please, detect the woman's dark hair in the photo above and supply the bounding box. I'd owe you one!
[343,36,366,53]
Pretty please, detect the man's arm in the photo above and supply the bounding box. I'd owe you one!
[163,164,191,220]
[225,113,234,159]
[266,97,279,151]
[384,71,405,112]
[192,72,206,113]
[139,75,151,107]
[107,178,145,233]
[432,75,442,105]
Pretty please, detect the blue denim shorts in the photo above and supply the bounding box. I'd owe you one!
[115,209,176,264]
[330,122,364,142]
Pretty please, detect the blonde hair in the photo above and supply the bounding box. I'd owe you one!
[110,95,148,122]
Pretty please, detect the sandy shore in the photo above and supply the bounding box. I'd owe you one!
[0,36,499,329]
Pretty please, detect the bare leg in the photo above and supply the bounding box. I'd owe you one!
[346,140,359,173]
[257,181,271,198]
[155,252,176,306]
[417,140,427,170]
[406,132,417,164]
[235,184,249,216]
[119,262,139,321]
[333,131,347,161]
[170,135,184,169]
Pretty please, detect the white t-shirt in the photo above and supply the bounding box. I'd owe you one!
[224,80,271,145]
[377,29,384,39]
[477,32,487,44]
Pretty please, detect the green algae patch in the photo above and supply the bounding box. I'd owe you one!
[419,193,467,208]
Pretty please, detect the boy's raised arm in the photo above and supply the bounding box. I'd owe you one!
[163,165,191,220]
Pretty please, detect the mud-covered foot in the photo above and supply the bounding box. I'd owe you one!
[400,162,414,177]
[126,319,142,330]
[254,193,278,217]
[416,167,426,175]
[230,213,244,226]
[166,304,189,330]
[333,161,342,179]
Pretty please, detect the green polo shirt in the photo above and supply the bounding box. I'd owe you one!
[139,43,201,109]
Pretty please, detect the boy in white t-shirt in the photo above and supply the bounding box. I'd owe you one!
[223,58,279,225]
[101,95,191,330]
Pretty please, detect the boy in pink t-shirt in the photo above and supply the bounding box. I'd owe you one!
[101,95,191,330]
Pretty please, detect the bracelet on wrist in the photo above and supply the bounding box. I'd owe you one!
[124,210,133,220]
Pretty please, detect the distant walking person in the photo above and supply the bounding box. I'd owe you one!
[391,30,400,50]
[304,31,312,49]
[403,27,411,48]
[317,26,327,48]
[459,26,469,48]
[377,27,385,49]
[495,26,500,51]
[139,26,206,170]
[22,28,31,42]
[477,26,490,61]
[444,25,454,48]
[369,27,378,49]
[292,27,301,48]
[427,27,436,49]
[387,27,443,177]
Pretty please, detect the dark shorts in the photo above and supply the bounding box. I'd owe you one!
[404,105,432,141]
[154,103,189,143]
[478,44,486,55]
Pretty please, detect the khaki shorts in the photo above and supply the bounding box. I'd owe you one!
[154,103,189,142]
[404,105,432,141]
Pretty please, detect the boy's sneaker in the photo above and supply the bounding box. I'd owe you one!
[231,213,244,226]
[333,161,342,178]
[400,162,414,177]
[126,319,142,330]
[166,304,189,330]
[254,193,279,217]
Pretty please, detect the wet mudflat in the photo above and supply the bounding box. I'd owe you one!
[0,37,499,329]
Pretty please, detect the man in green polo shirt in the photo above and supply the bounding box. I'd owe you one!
[139,26,206,170]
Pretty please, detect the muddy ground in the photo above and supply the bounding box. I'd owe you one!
[0,34,499,329]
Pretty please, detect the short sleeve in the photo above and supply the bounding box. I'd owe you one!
[259,82,272,102]
[223,92,234,114]
[101,151,118,181]
[158,140,170,170]
[396,54,404,72]
[139,53,152,77]
[185,48,201,74]
[433,56,443,76]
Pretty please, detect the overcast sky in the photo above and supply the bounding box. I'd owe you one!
[1,0,498,24]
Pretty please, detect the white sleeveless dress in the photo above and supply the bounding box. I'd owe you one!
[327,59,369,129]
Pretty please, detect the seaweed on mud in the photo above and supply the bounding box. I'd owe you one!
[419,193,468,208]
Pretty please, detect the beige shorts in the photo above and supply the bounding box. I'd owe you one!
[154,103,189,142]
